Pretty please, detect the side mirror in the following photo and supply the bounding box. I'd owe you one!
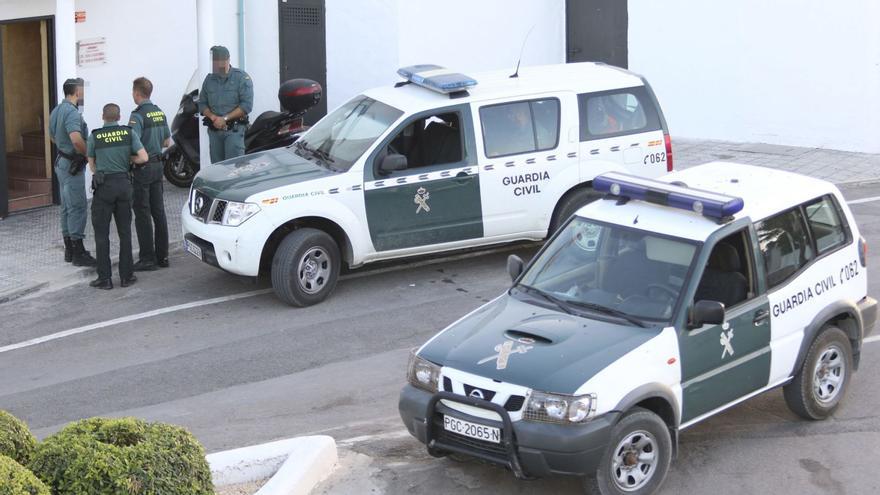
[379,153,407,174]
[507,255,524,282]
[689,300,726,329]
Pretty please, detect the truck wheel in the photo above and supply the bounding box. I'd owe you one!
[585,408,672,495]
[271,228,341,307]
[783,326,853,420]
[549,188,600,235]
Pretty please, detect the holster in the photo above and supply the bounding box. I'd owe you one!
[59,150,88,176]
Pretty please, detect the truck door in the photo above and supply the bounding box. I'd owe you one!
[679,226,772,424]
[363,105,483,252]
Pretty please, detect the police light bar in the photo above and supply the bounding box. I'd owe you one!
[593,172,744,219]
[396,64,478,95]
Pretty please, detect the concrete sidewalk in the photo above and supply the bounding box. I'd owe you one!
[1,138,879,303]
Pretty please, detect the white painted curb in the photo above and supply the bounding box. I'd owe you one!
[207,435,337,495]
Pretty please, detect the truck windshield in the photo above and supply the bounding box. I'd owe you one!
[516,217,698,322]
[294,95,403,172]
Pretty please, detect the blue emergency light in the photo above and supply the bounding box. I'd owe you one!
[396,64,478,95]
[593,172,744,220]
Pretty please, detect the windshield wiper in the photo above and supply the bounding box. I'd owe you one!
[513,284,576,317]
[294,141,339,171]
[562,300,648,328]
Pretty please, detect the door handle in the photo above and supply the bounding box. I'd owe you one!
[453,171,471,184]
[753,309,770,326]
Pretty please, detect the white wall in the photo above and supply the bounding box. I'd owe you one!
[629,0,880,153]
[73,0,197,131]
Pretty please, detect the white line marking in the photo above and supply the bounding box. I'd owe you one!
[847,196,880,205]
[0,289,272,354]
[865,335,880,344]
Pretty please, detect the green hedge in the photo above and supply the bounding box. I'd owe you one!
[29,417,214,495]
[0,454,50,495]
[0,411,37,465]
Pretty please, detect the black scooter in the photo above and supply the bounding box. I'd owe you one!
[163,78,322,188]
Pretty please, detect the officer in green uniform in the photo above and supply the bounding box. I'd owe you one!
[129,77,172,271]
[199,45,254,163]
[48,77,97,266]
[86,103,149,290]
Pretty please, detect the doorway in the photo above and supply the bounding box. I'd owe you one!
[566,0,628,68]
[278,0,327,125]
[0,18,55,217]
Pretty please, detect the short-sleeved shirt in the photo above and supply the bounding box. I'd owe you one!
[199,67,254,117]
[49,100,88,156]
[87,122,144,174]
[128,99,171,157]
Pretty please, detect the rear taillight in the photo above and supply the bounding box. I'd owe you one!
[859,236,868,267]
[664,133,674,172]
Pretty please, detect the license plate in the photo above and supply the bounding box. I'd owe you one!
[185,240,203,260]
[443,415,501,444]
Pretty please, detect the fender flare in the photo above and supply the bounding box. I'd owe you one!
[612,383,681,427]
[791,299,863,373]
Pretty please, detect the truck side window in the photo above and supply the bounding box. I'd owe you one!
[756,209,815,289]
[385,112,463,170]
[804,195,848,254]
[577,87,660,141]
[694,231,754,308]
[480,98,560,158]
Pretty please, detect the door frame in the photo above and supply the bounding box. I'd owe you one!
[0,14,58,218]
[277,0,327,124]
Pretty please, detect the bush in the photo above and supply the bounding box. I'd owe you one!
[0,454,50,495]
[29,417,214,495]
[0,411,37,465]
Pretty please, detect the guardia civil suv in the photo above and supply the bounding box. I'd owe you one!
[181,63,673,306]
[399,163,876,494]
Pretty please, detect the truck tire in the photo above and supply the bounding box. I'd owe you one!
[271,228,341,307]
[549,188,600,235]
[585,407,672,495]
[783,326,853,420]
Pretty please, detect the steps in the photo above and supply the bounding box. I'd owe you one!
[6,130,52,213]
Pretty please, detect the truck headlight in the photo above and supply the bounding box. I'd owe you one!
[222,201,261,226]
[407,349,440,393]
[524,391,596,424]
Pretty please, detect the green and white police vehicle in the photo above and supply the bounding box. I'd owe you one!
[399,163,876,495]
[181,63,673,306]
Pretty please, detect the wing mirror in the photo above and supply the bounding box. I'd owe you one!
[507,255,524,282]
[379,153,407,175]
[689,300,726,329]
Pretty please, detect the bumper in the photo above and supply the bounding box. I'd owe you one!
[180,205,273,276]
[859,296,877,337]
[398,384,616,479]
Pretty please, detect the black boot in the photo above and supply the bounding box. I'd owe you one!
[89,277,113,290]
[72,239,98,267]
[63,237,73,263]
[120,275,138,287]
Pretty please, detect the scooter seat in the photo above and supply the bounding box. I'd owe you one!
[247,111,287,138]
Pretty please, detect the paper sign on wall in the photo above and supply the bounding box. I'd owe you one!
[77,38,106,67]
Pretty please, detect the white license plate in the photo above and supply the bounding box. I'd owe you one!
[443,415,501,444]
[185,240,203,260]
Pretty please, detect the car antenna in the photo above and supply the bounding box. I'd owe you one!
[510,23,537,79]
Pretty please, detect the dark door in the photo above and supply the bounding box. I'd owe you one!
[0,30,8,218]
[364,106,484,252]
[566,0,628,68]
[278,0,327,125]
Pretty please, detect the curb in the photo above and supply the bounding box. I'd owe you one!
[207,436,338,495]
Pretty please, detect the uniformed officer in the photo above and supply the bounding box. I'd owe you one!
[48,77,97,266]
[199,45,254,163]
[129,77,172,271]
[87,104,149,290]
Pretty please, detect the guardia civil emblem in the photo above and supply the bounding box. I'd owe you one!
[414,187,431,214]
[720,322,735,359]
[477,339,533,370]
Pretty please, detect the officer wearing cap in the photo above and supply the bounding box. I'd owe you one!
[129,77,172,271]
[48,77,97,267]
[199,45,254,163]
[87,103,149,290]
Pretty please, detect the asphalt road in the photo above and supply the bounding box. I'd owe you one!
[3,181,880,495]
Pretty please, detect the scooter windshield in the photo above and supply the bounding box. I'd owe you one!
[295,95,403,172]
[184,70,202,96]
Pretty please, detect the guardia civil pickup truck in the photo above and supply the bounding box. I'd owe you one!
[399,163,876,495]
[182,63,673,306]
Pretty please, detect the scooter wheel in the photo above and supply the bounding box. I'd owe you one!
[163,151,198,188]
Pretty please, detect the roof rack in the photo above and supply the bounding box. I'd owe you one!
[396,64,478,99]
